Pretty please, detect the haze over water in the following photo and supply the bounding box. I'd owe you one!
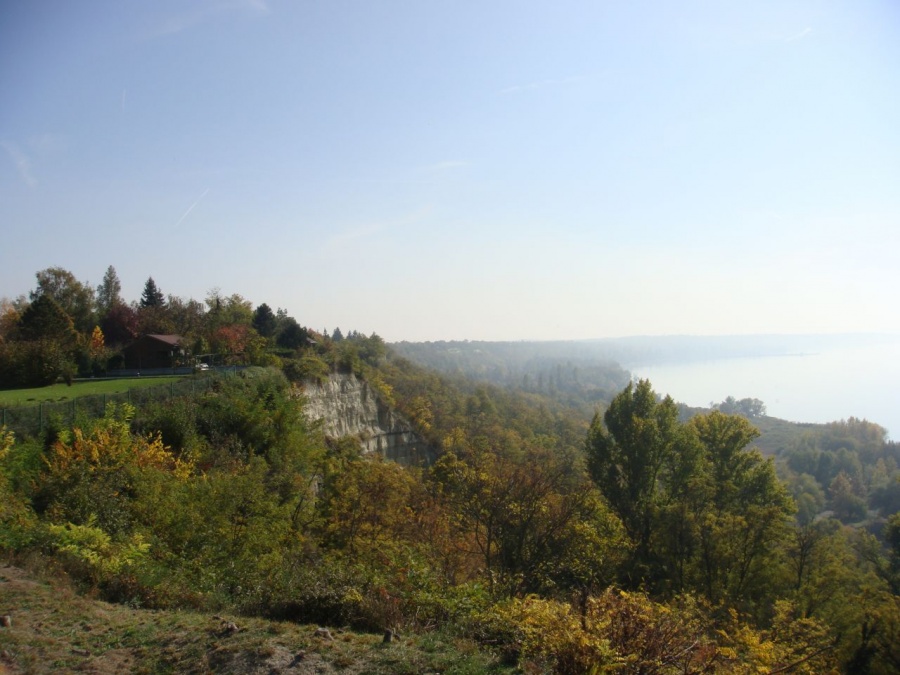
[631,337,900,440]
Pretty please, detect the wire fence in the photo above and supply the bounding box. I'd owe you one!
[0,373,234,440]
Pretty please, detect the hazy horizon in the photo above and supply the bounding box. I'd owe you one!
[632,338,900,439]
[393,332,900,436]
[3,1,898,342]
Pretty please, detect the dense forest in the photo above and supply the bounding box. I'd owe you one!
[2,267,900,673]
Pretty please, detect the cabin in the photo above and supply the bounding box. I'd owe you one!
[123,334,186,370]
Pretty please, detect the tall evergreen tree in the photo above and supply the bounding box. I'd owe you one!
[140,277,165,308]
[252,303,277,338]
[276,316,308,350]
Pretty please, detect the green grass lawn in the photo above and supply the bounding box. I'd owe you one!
[0,376,185,407]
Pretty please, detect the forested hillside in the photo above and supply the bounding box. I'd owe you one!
[2,268,900,673]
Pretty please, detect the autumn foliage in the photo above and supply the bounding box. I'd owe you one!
[0,338,899,672]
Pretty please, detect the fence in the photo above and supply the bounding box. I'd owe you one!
[0,372,236,439]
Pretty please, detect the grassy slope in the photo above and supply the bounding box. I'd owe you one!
[678,404,822,456]
[0,563,514,675]
[751,415,822,455]
[0,378,184,407]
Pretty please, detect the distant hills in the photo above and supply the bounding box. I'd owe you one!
[393,333,900,369]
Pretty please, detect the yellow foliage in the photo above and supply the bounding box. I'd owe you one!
[367,372,396,407]
[476,596,614,674]
[322,455,420,555]
[89,325,105,357]
[475,590,745,674]
[442,427,468,454]
[0,425,12,454]
[718,602,836,674]
[47,403,193,480]
[0,425,35,544]
[44,518,150,583]
[408,395,434,433]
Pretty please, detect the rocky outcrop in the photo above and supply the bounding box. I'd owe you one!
[299,373,434,465]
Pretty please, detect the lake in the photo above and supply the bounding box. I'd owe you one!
[631,338,900,440]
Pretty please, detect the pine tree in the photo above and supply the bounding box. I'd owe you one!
[140,277,165,308]
[252,303,277,338]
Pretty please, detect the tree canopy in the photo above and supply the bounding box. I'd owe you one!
[31,266,95,333]
[2,266,900,673]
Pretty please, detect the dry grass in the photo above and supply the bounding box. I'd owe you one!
[0,561,515,674]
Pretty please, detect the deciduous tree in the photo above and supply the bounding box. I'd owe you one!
[430,443,623,597]
[686,411,794,608]
[585,379,688,583]
[17,294,78,346]
[100,303,139,346]
[0,298,20,342]
[165,296,206,338]
[31,267,96,333]
[829,470,867,523]
[96,265,123,317]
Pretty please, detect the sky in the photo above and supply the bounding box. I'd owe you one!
[2,0,899,342]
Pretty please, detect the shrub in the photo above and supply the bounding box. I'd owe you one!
[282,354,331,384]
[41,518,150,587]
[0,426,38,549]
[472,595,614,673]
[471,590,726,674]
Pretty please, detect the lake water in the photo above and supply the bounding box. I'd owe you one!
[631,339,900,440]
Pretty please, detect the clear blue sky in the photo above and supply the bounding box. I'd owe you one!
[2,1,898,341]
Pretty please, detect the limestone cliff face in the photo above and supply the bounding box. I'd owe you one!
[300,373,434,465]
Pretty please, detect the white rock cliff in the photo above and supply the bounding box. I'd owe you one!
[300,373,433,464]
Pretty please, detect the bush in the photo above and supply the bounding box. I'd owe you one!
[282,354,331,384]
[470,590,725,674]
[40,519,149,587]
[0,340,77,387]
[472,596,614,672]
[0,427,38,550]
